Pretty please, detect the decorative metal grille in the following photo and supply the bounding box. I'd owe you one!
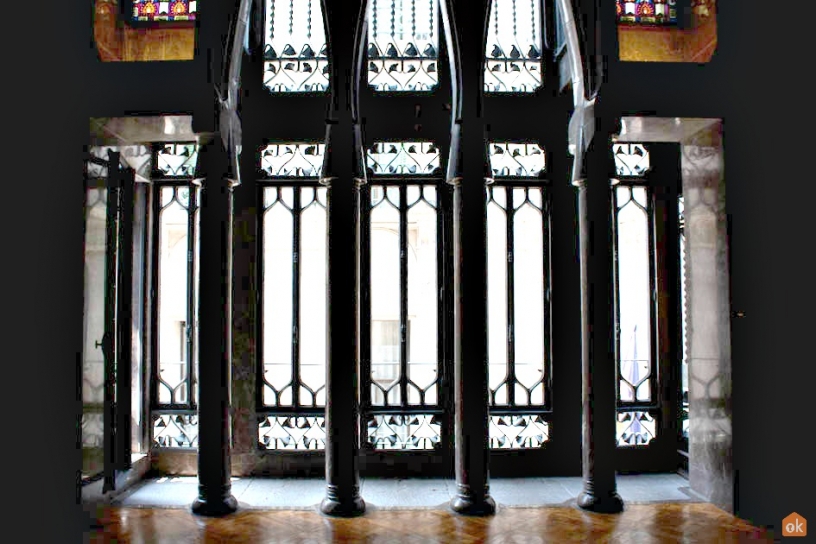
[157,143,199,177]
[260,143,325,177]
[258,416,326,450]
[616,410,657,446]
[613,184,656,406]
[367,414,442,450]
[486,182,551,449]
[489,414,549,449]
[366,0,440,92]
[264,0,329,93]
[132,0,197,22]
[616,0,677,25]
[613,143,650,177]
[679,195,689,440]
[153,414,199,448]
[488,142,546,178]
[366,141,441,175]
[260,185,328,412]
[484,0,543,93]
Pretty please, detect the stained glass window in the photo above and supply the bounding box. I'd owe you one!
[366,0,440,92]
[132,0,197,22]
[616,0,677,25]
[613,143,650,177]
[484,0,543,93]
[366,141,441,175]
[264,0,330,93]
[488,142,546,178]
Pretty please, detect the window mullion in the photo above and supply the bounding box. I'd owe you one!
[399,182,409,408]
[292,187,302,409]
[505,185,516,407]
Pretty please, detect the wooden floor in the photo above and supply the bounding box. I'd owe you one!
[89,503,773,543]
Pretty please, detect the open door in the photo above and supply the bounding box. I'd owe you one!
[81,150,135,491]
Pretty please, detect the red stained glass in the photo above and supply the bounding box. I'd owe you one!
[132,0,197,22]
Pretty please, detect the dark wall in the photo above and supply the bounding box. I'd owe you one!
[18,0,813,540]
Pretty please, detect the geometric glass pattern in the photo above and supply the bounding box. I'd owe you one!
[367,414,441,450]
[613,143,650,177]
[258,416,326,450]
[488,142,546,177]
[366,141,441,175]
[260,143,325,178]
[616,0,677,25]
[132,0,197,22]
[156,143,199,177]
[260,186,328,409]
[489,414,550,449]
[153,414,199,448]
[484,0,543,93]
[614,185,653,404]
[616,410,657,446]
[264,0,329,93]
[366,0,440,92]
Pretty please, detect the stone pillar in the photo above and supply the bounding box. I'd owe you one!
[575,126,624,514]
[191,140,238,516]
[319,0,366,518]
[447,0,495,517]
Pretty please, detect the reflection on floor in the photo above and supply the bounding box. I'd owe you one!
[113,473,702,510]
[91,502,772,543]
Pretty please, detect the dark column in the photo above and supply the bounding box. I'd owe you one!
[575,120,624,513]
[447,0,495,517]
[191,140,238,516]
[319,0,366,518]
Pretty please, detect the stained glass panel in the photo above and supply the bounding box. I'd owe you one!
[488,142,546,178]
[157,143,199,177]
[258,416,326,450]
[367,0,440,92]
[366,141,441,175]
[367,414,441,450]
[489,415,549,449]
[616,411,656,446]
[616,0,677,25]
[153,414,199,448]
[260,143,325,177]
[132,0,197,22]
[613,143,650,177]
[484,0,543,93]
[264,0,329,93]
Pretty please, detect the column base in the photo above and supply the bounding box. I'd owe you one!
[191,494,238,517]
[576,490,625,514]
[450,487,497,516]
[320,485,366,517]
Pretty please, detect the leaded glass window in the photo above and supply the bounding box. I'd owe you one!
[616,0,677,25]
[612,162,659,447]
[258,142,328,451]
[151,143,201,449]
[361,142,444,450]
[486,141,551,449]
[264,0,330,93]
[132,0,197,22]
[484,0,543,93]
[366,0,440,92]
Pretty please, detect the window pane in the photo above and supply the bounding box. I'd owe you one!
[132,0,197,22]
[616,0,677,25]
[484,0,543,93]
[157,143,198,177]
[406,186,438,405]
[616,186,652,403]
[488,142,546,178]
[264,0,330,93]
[367,141,441,176]
[367,414,441,450]
[487,187,508,405]
[613,143,650,177]
[260,143,325,178]
[367,0,440,92]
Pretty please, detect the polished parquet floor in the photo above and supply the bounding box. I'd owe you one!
[89,503,773,543]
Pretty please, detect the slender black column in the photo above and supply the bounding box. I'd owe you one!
[575,121,624,513]
[319,0,366,518]
[192,140,238,516]
[115,166,135,472]
[448,0,495,516]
